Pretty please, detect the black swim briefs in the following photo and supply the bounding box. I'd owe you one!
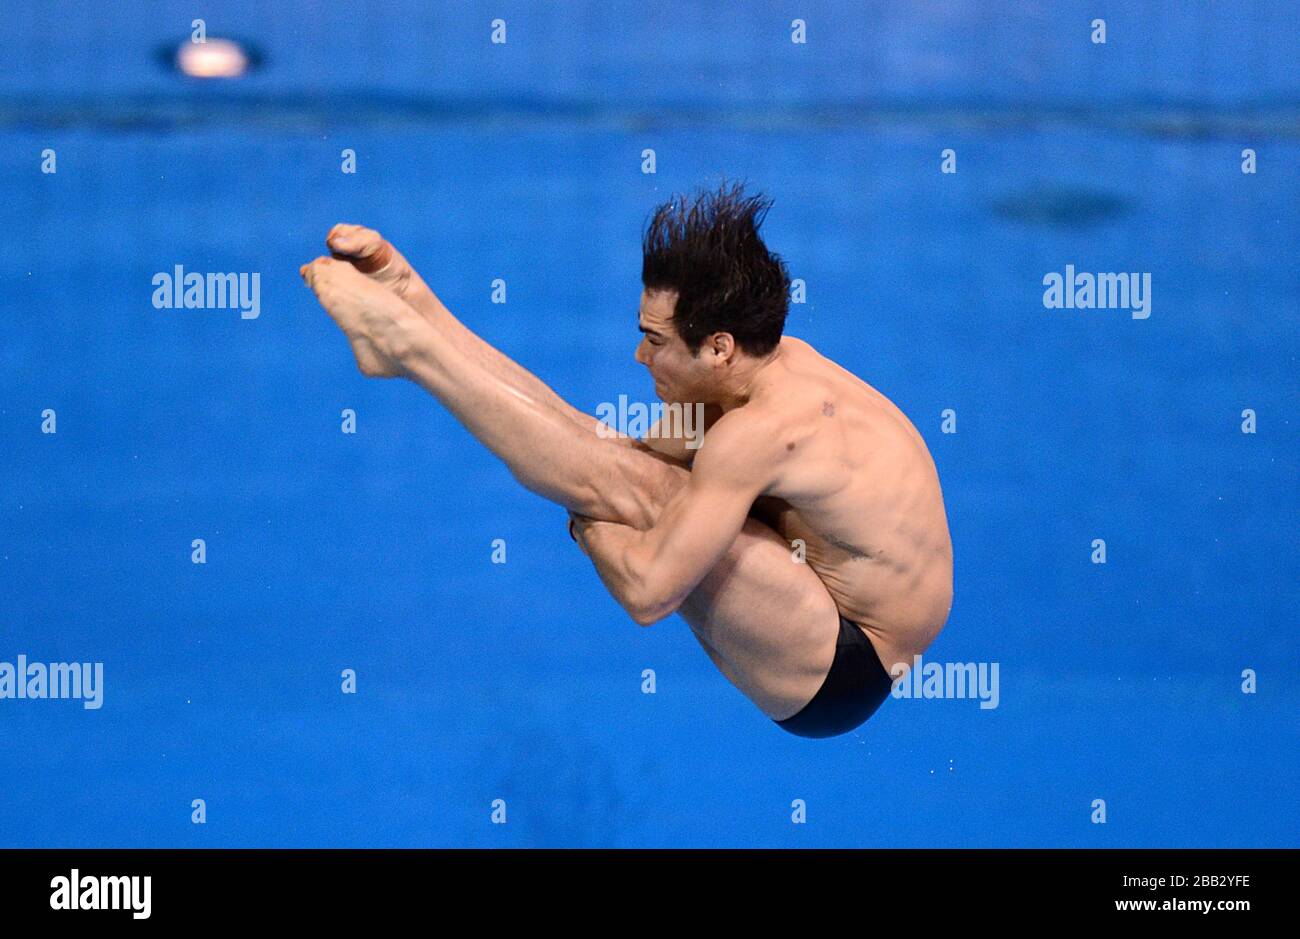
[774,615,895,738]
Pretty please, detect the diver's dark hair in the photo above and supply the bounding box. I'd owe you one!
[641,180,790,357]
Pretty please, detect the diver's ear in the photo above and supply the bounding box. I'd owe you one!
[708,332,737,362]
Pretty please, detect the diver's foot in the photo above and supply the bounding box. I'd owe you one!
[326,223,419,296]
[300,255,426,378]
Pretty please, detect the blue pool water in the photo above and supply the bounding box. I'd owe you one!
[0,1,1296,847]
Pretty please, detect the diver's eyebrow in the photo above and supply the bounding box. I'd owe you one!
[638,323,662,337]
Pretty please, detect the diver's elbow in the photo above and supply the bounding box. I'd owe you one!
[625,585,680,627]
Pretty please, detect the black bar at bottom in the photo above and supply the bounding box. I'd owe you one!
[0,848,1287,924]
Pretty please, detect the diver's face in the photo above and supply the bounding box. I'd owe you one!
[634,289,711,404]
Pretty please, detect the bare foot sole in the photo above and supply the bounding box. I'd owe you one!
[300,256,422,378]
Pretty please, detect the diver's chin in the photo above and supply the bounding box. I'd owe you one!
[654,379,690,406]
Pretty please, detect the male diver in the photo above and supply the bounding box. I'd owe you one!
[300,182,952,738]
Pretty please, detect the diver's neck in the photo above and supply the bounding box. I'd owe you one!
[716,344,783,412]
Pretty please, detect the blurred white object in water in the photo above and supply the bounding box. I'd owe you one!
[176,38,248,79]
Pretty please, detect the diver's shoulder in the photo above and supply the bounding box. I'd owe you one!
[778,334,818,357]
[779,334,855,384]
